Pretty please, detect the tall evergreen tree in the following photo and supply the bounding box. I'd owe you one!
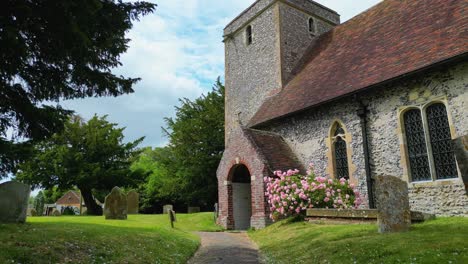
[0,0,156,176]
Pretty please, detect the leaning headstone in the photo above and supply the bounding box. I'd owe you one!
[163,204,173,214]
[127,190,139,214]
[0,181,31,223]
[374,176,411,233]
[453,135,468,192]
[188,207,201,214]
[104,187,127,220]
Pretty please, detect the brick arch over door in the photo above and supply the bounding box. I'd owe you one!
[216,129,271,230]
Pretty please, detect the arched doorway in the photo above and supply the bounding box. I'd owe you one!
[231,165,252,230]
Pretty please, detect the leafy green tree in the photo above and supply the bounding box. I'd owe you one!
[131,147,184,212]
[163,78,225,209]
[42,187,67,204]
[33,191,45,216]
[17,115,144,215]
[0,0,156,177]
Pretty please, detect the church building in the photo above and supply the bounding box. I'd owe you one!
[217,0,467,230]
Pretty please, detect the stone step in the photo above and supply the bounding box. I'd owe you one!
[306,208,435,222]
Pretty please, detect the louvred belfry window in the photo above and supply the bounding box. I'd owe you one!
[426,103,458,180]
[403,109,431,181]
[333,124,349,180]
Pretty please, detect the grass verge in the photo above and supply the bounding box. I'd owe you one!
[248,217,468,264]
[0,213,222,264]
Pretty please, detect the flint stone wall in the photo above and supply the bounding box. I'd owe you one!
[0,181,31,223]
[261,61,468,216]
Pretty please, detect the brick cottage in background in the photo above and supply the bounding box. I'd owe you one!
[216,0,467,230]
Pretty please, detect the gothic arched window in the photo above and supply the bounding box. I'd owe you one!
[403,109,431,181]
[402,102,458,182]
[332,123,349,180]
[426,103,458,180]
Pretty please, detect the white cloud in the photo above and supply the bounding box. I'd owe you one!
[62,0,382,147]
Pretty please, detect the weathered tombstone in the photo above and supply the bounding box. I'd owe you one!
[374,176,411,233]
[104,187,127,220]
[127,190,139,214]
[0,181,31,223]
[188,207,201,214]
[51,208,61,216]
[453,135,468,192]
[163,204,173,214]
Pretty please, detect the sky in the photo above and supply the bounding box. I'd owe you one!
[1,0,382,188]
[59,0,383,148]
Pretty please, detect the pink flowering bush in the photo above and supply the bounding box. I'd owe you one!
[264,164,362,221]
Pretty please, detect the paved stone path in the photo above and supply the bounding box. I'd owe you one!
[187,232,260,264]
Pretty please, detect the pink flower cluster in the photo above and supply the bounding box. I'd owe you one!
[264,164,362,221]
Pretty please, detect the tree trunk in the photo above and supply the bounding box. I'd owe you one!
[80,187,103,215]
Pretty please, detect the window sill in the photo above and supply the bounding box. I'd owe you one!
[408,178,462,187]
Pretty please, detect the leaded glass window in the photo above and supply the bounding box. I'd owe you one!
[333,124,349,180]
[403,109,431,181]
[426,103,458,179]
[335,137,349,179]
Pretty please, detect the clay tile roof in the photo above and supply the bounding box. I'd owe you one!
[56,191,81,205]
[244,128,305,172]
[249,0,468,127]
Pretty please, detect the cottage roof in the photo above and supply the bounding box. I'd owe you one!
[249,0,468,127]
[56,191,81,205]
[244,129,305,172]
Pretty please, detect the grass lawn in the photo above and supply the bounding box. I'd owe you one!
[0,213,222,264]
[249,217,468,264]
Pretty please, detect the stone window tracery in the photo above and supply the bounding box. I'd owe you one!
[401,101,458,182]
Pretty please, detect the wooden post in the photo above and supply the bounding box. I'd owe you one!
[169,210,176,228]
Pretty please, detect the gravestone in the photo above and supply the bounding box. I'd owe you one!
[104,187,127,220]
[188,207,201,214]
[453,135,468,192]
[374,176,411,233]
[51,208,61,216]
[127,190,139,214]
[0,181,31,223]
[163,204,173,214]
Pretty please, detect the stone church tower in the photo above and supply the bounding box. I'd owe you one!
[224,0,339,145]
[219,0,340,230]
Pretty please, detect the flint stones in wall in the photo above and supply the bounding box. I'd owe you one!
[104,187,127,220]
[453,135,468,191]
[0,181,31,223]
[127,190,139,214]
[374,176,411,233]
[163,205,173,214]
